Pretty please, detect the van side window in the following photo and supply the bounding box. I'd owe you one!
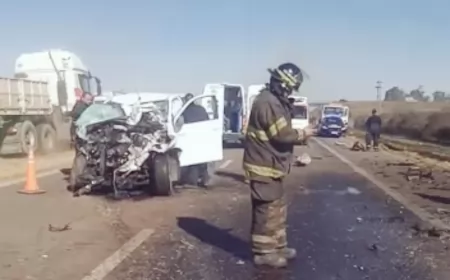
[183,96,218,124]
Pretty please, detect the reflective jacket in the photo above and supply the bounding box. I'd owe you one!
[243,89,301,181]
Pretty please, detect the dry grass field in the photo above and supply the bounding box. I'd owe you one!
[345,101,450,143]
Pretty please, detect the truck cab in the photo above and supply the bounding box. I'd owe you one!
[15,49,101,113]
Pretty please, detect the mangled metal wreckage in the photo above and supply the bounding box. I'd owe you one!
[69,99,180,197]
[69,91,225,198]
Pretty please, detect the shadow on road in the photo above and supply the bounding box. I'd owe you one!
[416,193,450,205]
[177,216,251,261]
[215,170,247,184]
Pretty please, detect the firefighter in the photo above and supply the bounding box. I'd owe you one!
[70,92,94,146]
[365,108,382,151]
[243,62,313,268]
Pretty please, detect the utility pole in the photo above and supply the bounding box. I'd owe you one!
[375,81,382,112]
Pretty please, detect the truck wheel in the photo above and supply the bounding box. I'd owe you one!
[19,121,38,155]
[150,154,173,196]
[69,153,87,192]
[37,123,57,154]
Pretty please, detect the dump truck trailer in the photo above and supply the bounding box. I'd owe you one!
[0,49,101,155]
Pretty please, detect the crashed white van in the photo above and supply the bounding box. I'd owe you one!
[70,91,224,197]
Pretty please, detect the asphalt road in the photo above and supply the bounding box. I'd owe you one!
[102,139,446,280]
[2,138,448,280]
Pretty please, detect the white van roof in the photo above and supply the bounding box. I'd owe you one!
[288,95,308,104]
[110,92,184,105]
[15,49,89,74]
[324,103,348,108]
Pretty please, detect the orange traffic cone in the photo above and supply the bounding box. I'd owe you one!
[18,142,45,195]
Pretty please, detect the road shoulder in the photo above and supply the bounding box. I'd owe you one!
[316,136,450,232]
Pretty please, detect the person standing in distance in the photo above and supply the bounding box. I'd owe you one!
[243,62,313,268]
[365,108,382,151]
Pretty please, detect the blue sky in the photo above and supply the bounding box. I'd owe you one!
[0,0,449,102]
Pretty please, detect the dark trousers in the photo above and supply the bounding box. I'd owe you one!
[180,164,209,186]
[365,131,380,148]
[250,178,287,254]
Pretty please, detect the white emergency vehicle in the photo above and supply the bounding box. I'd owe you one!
[321,103,350,132]
[289,95,309,130]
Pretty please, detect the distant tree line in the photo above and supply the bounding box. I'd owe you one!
[384,86,450,102]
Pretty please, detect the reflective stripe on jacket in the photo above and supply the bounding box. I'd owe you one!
[243,89,299,180]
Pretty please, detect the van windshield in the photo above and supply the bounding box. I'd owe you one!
[324,106,344,116]
[292,105,308,119]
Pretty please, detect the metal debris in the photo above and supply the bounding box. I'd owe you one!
[437,208,450,215]
[411,223,450,238]
[405,166,434,182]
[295,153,312,166]
[48,223,71,232]
[351,141,366,151]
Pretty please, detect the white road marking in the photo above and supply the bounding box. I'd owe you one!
[313,137,450,231]
[0,169,61,189]
[81,228,154,280]
[219,159,233,169]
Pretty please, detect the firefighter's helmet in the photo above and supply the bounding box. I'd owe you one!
[268,63,304,95]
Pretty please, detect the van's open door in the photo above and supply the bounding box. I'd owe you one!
[244,84,265,127]
[167,95,184,135]
[173,92,224,167]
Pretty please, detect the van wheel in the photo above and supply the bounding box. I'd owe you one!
[37,123,57,154]
[150,154,173,196]
[18,121,38,155]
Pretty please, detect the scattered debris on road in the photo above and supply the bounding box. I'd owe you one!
[411,223,450,239]
[48,223,71,232]
[405,166,434,182]
[351,141,366,151]
[295,153,312,166]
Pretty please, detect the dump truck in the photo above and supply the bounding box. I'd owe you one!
[0,49,101,155]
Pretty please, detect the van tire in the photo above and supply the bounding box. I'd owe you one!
[150,154,173,196]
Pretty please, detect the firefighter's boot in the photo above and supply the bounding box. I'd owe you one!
[253,253,288,268]
[278,247,297,260]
